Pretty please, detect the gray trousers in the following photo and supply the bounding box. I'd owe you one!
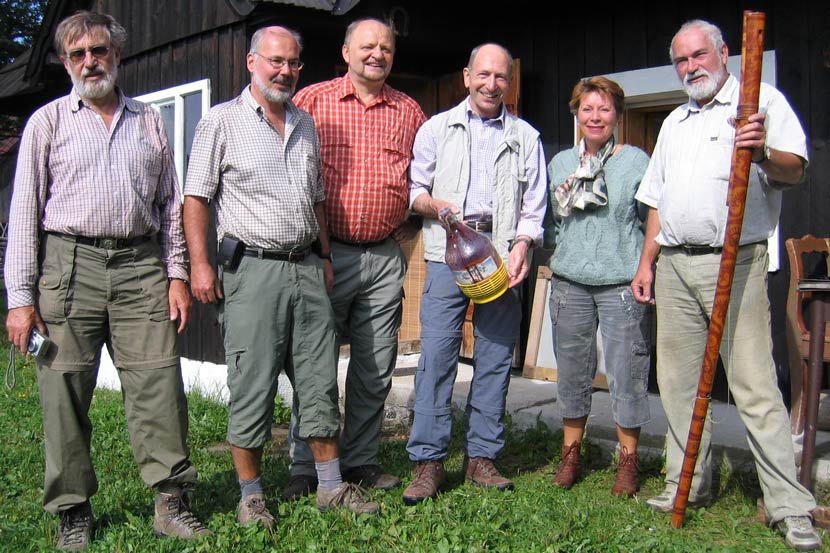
[289,238,406,475]
[655,243,815,523]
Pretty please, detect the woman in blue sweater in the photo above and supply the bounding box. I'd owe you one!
[545,77,652,497]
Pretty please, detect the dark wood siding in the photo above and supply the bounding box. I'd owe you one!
[86,0,828,370]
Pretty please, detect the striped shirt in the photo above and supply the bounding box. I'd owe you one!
[184,86,324,250]
[5,88,187,309]
[293,75,426,243]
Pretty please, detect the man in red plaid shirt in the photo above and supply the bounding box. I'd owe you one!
[283,18,427,499]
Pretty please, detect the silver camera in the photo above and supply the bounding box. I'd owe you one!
[27,329,51,358]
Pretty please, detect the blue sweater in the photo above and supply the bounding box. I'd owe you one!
[544,144,650,286]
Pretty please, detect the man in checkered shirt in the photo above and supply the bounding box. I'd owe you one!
[282,18,427,500]
[183,25,379,529]
[4,10,209,550]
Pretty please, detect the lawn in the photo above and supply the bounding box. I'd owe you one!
[0,346,825,552]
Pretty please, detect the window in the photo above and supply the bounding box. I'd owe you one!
[136,79,211,188]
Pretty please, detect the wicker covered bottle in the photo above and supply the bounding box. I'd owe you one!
[439,207,508,304]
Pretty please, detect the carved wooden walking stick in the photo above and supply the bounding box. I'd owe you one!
[671,10,766,529]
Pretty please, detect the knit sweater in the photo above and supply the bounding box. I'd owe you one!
[544,144,650,285]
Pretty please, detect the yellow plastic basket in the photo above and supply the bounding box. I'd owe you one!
[456,262,509,304]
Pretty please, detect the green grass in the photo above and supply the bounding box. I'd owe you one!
[0,345,826,552]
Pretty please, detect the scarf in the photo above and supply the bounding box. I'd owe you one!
[553,136,615,217]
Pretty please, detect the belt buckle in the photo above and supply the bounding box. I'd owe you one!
[288,250,301,262]
[101,238,117,250]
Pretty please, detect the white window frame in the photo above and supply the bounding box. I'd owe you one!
[136,79,211,186]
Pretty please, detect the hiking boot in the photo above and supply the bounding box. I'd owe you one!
[464,457,514,490]
[551,442,582,489]
[281,474,318,501]
[776,515,822,551]
[57,502,93,551]
[236,493,277,531]
[402,461,445,505]
[316,482,380,515]
[646,488,711,513]
[610,446,639,497]
[343,465,402,491]
[154,488,212,539]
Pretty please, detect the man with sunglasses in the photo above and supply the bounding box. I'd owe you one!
[184,25,379,531]
[5,10,209,550]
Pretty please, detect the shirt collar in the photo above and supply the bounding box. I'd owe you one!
[242,85,298,125]
[465,97,506,125]
[679,73,736,120]
[337,74,395,107]
[69,86,132,113]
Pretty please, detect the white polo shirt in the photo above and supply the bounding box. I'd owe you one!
[635,75,808,247]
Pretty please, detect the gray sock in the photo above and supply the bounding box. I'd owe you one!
[239,475,264,499]
[315,458,343,492]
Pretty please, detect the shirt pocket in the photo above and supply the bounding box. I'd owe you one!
[128,137,164,197]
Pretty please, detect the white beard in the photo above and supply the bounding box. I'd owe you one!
[682,65,726,103]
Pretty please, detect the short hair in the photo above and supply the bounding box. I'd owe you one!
[467,43,514,78]
[670,19,725,63]
[54,10,127,55]
[249,26,303,55]
[344,18,396,50]
[568,76,626,115]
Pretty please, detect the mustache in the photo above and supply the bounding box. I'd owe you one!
[81,67,107,79]
[270,75,294,86]
[684,68,711,84]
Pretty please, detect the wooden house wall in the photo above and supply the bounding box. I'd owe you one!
[75,0,830,374]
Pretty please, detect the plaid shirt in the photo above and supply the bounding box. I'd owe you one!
[5,88,187,309]
[293,75,426,243]
[184,86,323,250]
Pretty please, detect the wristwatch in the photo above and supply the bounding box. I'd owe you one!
[508,237,534,252]
[753,144,771,164]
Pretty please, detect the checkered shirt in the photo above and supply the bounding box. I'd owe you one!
[5,88,187,309]
[184,86,324,250]
[293,75,426,243]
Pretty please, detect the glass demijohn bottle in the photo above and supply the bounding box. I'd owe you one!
[440,208,508,304]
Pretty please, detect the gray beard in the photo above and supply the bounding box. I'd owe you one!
[71,66,118,100]
[254,73,293,104]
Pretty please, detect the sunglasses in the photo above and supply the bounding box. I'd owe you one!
[66,45,111,64]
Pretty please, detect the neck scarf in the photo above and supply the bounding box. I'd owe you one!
[554,136,615,217]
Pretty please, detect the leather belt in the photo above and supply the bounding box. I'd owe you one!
[670,241,764,256]
[49,232,151,249]
[464,219,493,232]
[331,236,388,249]
[243,246,309,262]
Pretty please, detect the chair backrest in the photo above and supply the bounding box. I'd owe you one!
[786,235,830,338]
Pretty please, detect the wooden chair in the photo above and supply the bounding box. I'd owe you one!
[785,235,830,434]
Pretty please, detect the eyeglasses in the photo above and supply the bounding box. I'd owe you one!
[66,45,111,64]
[254,52,304,71]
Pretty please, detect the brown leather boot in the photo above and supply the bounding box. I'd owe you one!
[402,461,445,505]
[551,442,582,489]
[464,457,514,490]
[611,446,639,497]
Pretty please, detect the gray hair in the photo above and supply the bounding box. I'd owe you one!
[54,10,127,55]
[669,19,725,62]
[343,18,396,50]
[249,26,303,55]
[467,43,514,78]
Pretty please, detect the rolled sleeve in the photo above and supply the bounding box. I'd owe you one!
[515,137,547,243]
[408,120,438,208]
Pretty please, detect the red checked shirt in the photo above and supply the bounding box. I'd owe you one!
[293,75,426,243]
